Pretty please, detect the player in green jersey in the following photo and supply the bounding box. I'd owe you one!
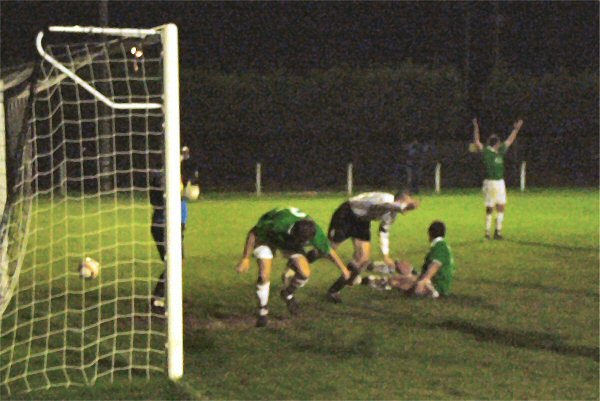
[413,221,456,297]
[360,221,454,297]
[472,118,524,239]
[236,207,351,327]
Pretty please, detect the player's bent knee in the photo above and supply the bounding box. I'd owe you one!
[289,254,311,278]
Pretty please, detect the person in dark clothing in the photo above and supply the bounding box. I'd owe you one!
[406,139,428,194]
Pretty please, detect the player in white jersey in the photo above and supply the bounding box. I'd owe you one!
[325,190,419,303]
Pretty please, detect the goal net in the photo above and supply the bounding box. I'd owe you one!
[0,25,183,395]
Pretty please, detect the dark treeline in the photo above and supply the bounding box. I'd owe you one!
[181,64,598,191]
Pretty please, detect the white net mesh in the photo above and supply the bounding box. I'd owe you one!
[1,31,170,395]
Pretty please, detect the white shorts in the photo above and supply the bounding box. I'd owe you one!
[483,179,507,207]
[253,245,274,260]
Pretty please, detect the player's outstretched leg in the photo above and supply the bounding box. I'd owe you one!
[327,261,360,303]
[280,256,310,315]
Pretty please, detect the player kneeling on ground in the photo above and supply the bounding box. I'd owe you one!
[236,207,351,327]
[362,221,455,297]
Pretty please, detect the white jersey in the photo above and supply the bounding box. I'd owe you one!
[349,192,398,228]
[348,192,402,255]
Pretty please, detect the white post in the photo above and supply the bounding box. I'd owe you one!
[434,162,441,193]
[520,161,526,192]
[162,23,183,381]
[256,163,261,196]
[347,163,353,196]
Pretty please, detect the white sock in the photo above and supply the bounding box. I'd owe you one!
[256,282,270,309]
[496,213,504,232]
[485,214,492,233]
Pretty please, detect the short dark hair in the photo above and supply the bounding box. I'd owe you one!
[486,135,500,147]
[428,221,446,238]
[291,219,317,244]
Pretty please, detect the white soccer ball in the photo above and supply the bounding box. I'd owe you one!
[79,257,100,279]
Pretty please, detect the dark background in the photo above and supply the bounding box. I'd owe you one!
[3,2,598,73]
[1,1,598,191]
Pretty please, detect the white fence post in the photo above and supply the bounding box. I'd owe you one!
[347,163,353,196]
[520,161,526,192]
[256,162,261,196]
[435,162,441,193]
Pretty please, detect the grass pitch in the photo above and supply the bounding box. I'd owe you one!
[7,188,599,400]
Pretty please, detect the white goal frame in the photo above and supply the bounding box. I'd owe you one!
[34,23,184,381]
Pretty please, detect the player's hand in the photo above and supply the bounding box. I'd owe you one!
[472,118,478,126]
[341,268,351,281]
[514,119,524,130]
[383,255,395,269]
[413,280,429,296]
[236,258,250,274]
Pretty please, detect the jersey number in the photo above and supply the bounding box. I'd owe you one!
[289,207,307,218]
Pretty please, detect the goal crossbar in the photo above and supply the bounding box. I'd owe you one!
[48,25,159,38]
[36,32,162,110]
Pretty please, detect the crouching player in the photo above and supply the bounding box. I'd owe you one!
[326,190,419,303]
[236,207,351,327]
[362,221,455,298]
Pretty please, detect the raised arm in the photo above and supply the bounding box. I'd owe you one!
[505,119,524,147]
[472,118,483,151]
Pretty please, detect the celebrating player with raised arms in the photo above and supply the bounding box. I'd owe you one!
[472,118,524,239]
[325,190,419,303]
[236,207,351,327]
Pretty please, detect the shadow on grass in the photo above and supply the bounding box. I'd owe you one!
[440,293,499,310]
[505,238,599,252]
[433,319,600,362]
[461,277,599,298]
[274,319,384,360]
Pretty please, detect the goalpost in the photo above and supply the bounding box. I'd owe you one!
[0,24,183,395]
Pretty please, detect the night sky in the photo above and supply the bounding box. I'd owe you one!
[1,1,598,74]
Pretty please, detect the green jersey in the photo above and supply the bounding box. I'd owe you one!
[422,237,456,296]
[253,207,331,254]
[483,143,508,180]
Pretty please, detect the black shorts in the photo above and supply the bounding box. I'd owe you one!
[327,201,371,243]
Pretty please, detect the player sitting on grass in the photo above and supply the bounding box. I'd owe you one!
[325,190,419,303]
[361,260,437,297]
[472,118,524,240]
[362,221,455,297]
[236,207,351,327]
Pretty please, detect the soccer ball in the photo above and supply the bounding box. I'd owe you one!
[79,257,100,279]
